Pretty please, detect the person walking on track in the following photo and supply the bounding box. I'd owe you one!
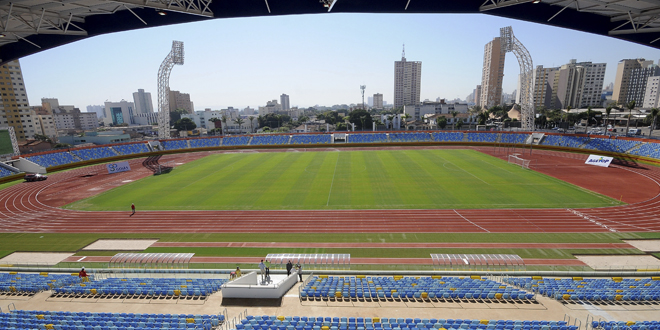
[130,203,135,216]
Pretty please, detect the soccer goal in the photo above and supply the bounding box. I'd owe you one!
[508,154,531,169]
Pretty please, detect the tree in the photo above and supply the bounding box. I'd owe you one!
[564,106,571,125]
[477,109,489,126]
[248,116,255,133]
[437,116,447,129]
[33,134,52,143]
[451,111,459,130]
[401,113,411,130]
[650,108,660,136]
[276,114,283,128]
[625,100,636,134]
[584,106,592,134]
[234,117,245,133]
[456,119,463,129]
[221,115,229,136]
[336,122,348,131]
[170,108,188,126]
[387,115,395,130]
[174,117,196,131]
[347,109,373,131]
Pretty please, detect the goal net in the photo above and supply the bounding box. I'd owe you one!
[508,154,531,169]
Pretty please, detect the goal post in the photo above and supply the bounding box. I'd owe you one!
[508,154,531,169]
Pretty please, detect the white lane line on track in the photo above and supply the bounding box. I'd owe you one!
[453,209,490,233]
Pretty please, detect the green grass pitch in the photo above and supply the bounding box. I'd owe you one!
[65,149,622,211]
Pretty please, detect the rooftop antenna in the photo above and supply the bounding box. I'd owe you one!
[360,85,366,110]
[402,44,405,60]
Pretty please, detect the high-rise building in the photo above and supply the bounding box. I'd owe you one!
[168,90,193,114]
[480,38,505,109]
[643,76,660,109]
[473,86,482,108]
[86,105,105,118]
[552,60,606,109]
[532,65,560,109]
[373,93,383,109]
[280,94,290,111]
[103,100,135,126]
[394,47,422,109]
[0,60,43,140]
[626,63,660,106]
[613,59,653,104]
[132,89,154,114]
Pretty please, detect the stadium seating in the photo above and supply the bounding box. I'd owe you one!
[222,136,251,146]
[112,143,150,155]
[348,133,389,143]
[539,135,589,149]
[583,138,641,153]
[250,135,290,146]
[0,309,222,330]
[160,140,188,150]
[629,143,660,159]
[25,151,78,168]
[301,276,534,302]
[0,167,18,178]
[0,272,83,294]
[593,321,660,330]
[290,134,332,144]
[233,316,576,330]
[431,132,463,142]
[70,147,119,161]
[503,277,660,302]
[467,133,497,143]
[51,277,227,298]
[189,138,222,148]
[389,133,431,142]
[500,134,528,144]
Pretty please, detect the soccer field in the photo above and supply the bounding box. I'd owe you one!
[66,149,621,211]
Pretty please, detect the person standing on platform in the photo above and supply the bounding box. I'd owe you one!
[286,260,293,276]
[259,260,266,280]
[296,263,303,282]
[130,203,135,217]
[264,259,271,277]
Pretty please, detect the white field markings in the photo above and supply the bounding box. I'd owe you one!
[179,154,241,190]
[326,152,341,206]
[434,152,490,185]
[453,209,491,233]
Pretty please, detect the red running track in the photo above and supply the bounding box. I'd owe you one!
[2,147,660,233]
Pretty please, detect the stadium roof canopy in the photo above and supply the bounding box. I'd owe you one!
[1,0,660,63]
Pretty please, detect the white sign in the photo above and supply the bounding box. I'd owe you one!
[585,155,613,168]
[106,161,131,174]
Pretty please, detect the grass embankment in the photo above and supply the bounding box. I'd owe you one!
[65,149,622,211]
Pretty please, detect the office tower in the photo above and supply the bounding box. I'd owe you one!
[552,60,606,109]
[626,63,660,105]
[168,90,193,114]
[394,46,422,109]
[473,86,482,108]
[613,59,653,104]
[643,76,660,108]
[373,93,383,109]
[280,94,290,111]
[480,38,505,109]
[86,105,105,118]
[532,65,560,109]
[0,60,42,140]
[133,89,154,114]
[104,100,135,126]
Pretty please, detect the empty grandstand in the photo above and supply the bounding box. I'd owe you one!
[160,140,189,151]
[189,138,223,148]
[467,133,498,143]
[583,138,641,154]
[222,136,251,146]
[0,272,83,295]
[112,143,150,155]
[70,147,119,161]
[25,152,78,168]
[431,132,463,142]
[539,135,589,149]
[348,133,388,144]
[250,135,290,146]
[503,277,660,302]
[290,134,331,145]
[51,277,227,299]
[500,134,528,144]
[389,133,430,142]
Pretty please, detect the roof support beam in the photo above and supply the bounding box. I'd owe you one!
[479,0,535,12]
[609,26,660,34]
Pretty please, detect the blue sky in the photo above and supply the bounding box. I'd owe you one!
[20,13,660,110]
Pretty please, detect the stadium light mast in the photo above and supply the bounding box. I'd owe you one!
[499,26,534,131]
[157,41,185,139]
[360,85,366,110]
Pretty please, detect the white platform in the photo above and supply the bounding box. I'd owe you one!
[221,271,298,299]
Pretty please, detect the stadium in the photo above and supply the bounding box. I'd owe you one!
[0,130,660,330]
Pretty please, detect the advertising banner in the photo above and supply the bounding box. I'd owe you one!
[106,161,131,174]
[585,155,613,168]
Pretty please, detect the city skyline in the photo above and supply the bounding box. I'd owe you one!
[18,13,660,111]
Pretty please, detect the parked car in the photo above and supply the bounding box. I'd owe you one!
[24,173,47,182]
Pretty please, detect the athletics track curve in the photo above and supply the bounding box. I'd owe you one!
[1,147,659,233]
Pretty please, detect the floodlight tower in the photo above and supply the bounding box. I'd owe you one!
[499,26,534,130]
[157,41,185,139]
[360,85,366,109]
